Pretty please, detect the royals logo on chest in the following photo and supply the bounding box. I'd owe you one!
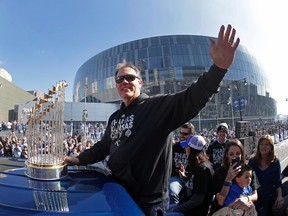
[111,114,135,146]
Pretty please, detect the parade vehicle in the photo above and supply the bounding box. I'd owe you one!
[0,158,144,215]
[0,158,182,215]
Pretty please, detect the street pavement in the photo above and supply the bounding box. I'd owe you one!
[275,139,288,172]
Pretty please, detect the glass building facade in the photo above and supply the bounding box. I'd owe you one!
[73,35,276,129]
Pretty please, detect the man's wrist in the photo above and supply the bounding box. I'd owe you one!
[213,63,228,73]
[71,156,80,165]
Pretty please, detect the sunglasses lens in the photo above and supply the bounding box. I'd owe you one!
[115,77,124,84]
[125,75,136,82]
[115,75,137,84]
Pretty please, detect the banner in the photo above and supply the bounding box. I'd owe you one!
[233,96,245,111]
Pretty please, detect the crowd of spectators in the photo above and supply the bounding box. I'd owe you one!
[178,120,288,147]
[0,120,27,134]
[0,120,106,159]
[1,119,288,160]
[168,120,288,216]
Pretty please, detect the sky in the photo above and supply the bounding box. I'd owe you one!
[0,0,287,114]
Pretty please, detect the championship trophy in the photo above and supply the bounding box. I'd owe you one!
[25,80,68,180]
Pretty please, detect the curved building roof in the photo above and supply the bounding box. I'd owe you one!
[73,35,276,125]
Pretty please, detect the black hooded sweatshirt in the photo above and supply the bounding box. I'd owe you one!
[77,64,227,208]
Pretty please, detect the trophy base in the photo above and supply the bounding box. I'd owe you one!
[25,160,68,181]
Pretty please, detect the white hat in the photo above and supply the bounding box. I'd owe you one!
[180,135,193,147]
[188,135,207,150]
[217,122,229,133]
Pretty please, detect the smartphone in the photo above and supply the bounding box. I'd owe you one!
[232,156,241,166]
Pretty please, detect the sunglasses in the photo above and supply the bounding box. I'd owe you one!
[179,132,190,136]
[115,74,139,84]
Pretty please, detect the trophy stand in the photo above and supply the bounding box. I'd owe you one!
[25,81,68,180]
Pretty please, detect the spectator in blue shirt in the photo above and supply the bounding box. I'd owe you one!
[213,164,257,216]
[224,164,253,207]
[248,134,285,216]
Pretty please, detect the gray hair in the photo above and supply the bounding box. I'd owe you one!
[115,60,141,77]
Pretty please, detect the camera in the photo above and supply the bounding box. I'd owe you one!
[232,156,241,166]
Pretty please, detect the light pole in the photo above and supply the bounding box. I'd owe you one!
[227,78,248,122]
[70,103,73,137]
[228,88,235,130]
[83,84,88,140]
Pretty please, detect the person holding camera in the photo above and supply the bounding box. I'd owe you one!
[209,139,258,215]
[212,164,257,216]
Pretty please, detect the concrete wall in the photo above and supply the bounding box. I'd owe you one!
[0,76,35,122]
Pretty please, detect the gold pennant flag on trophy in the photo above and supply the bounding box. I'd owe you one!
[35,103,41,109]
[39,98,48,104]
[49,89,56,95]
[44,93,53,99]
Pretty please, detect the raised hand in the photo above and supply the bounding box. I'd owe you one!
[210,24,240,69]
